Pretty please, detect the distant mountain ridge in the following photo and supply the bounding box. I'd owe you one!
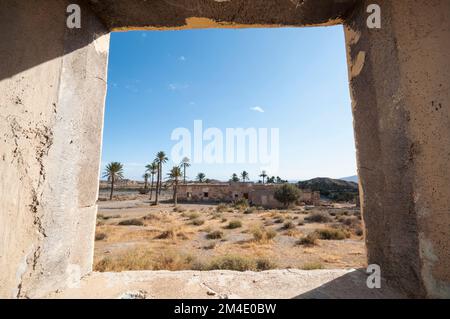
[339,175,358,183]
[297,177,358,202]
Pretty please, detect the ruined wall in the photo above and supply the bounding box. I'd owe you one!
[345,0,450,298]
[0,1,109,298]
[177,183,319,208]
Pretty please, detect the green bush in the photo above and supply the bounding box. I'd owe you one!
[274,184,300,208]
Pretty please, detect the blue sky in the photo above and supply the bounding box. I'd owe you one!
[101,26,356,182]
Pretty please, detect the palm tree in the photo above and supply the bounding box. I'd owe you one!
[103,162,124,200]
[154,152,168,205]
[143,173,150,191]
[181,157,191,184]
[167,166,182,207]
[146,161,158,201]
[230,173,240,182]
[259,170,267,184]
[241,171,249,183]
[196,172,206,183]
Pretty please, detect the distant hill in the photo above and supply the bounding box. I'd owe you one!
[340,175,358,183]
[298,177,358,202]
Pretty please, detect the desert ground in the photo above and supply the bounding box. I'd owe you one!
[94,190,366,272]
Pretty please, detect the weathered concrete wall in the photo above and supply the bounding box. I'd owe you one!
[86,0,358,30]
[345,0,450,298]
[1,0,449,299]
[0,1,109,298]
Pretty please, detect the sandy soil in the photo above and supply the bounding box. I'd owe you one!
[94,192,366,271]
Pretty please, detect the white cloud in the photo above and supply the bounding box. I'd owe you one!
[169,83,189,91]
[178,56,186,61]
[250,106,265,113]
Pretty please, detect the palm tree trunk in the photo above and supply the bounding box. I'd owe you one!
[149,174,154,201]
[158,164,163,195]
[155,167,160,205]
[183,166,186,184]
[159,165,162,195]
[110,176,114,200]
[144,179,148,191]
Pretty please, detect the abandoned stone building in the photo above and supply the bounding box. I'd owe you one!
[178,183,320,208]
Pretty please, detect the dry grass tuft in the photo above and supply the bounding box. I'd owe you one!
[301,262,324,270]
[94,248,196,272]
[297,233,319,246]
[251,226,277,243]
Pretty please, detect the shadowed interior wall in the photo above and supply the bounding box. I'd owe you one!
[345,0,450,298]
[0,0,109,298]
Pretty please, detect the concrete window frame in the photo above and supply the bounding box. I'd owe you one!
[1,0,449,299]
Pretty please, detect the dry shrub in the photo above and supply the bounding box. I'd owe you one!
[206,230,224,240]
[284,229,302,237]
[355,227,364,236]
[255,258,277,271]
[251,226,277,243]
[207,255,277,271]
[233,199,249,210]
[273,215,285,224]
[315,228,349,240]
[95,232,107,241]
[338,216,358,226]
[301,262,324,270]
[173,206,186,213]
[143,213,160,221]
[211,212,223,220]
[226,220,242,229]
[297,233,319,246]
[282,221,295,230]
[155,226,189,240]
[203,242,216,250]
[191,218,205,226]
[187,212,200,220]
[216,203,229,212]
[94,248,197,272]
[118,219,144,226]
[244,207,257,214]
[305,212,332,223]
